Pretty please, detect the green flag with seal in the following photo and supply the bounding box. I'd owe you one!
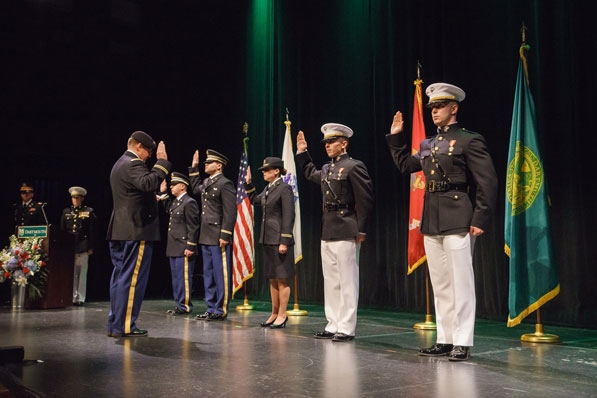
[505,44,559,327]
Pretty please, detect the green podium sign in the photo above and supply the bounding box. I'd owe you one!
[17,225,48,238]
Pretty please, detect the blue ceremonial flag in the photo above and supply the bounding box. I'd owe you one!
[505,44,560,327]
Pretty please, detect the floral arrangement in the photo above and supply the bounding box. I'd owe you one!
[0,235,48,300]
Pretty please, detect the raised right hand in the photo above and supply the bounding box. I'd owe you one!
[192,150,199,167]
[156,141,168,160]
[297,130,308,152]
[246,165,252,184]
[390,111,405,135]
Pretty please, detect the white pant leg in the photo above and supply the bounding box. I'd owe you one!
[73,252,89,303]
[321,240,340,333]
[321,240,360,336]
[424,235,454,344]
[424,233,476,346]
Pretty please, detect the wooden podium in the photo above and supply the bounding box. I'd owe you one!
[24,225,75,309]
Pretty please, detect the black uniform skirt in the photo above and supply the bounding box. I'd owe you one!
[262,244,295,279]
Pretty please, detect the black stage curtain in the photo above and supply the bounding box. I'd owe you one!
[3,1,595,328]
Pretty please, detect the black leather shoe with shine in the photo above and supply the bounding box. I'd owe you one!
[419,343,453,356]
[195,312,211,320]
[313,331,335,339]
[109,329,148,338]
[332,333,355,342]
[125,329,148,337]
[206,313,227,321]
[448,346,470,361]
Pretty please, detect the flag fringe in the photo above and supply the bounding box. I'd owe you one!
[507,283,560,327]
[407,255,427,275]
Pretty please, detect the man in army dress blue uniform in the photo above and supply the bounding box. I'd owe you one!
[12,183,47,232]
[189,149,236,321]
[159,172,200,315]
[106,131,172,337]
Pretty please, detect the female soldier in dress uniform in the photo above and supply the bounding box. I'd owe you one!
[245,157,295,329]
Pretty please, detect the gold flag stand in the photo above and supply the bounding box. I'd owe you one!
[413,265,436,330]
[287,274,308,316]
[520,308,559,343]
[235,284,254,311]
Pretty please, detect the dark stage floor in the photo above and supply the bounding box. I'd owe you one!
[0,299,596,397]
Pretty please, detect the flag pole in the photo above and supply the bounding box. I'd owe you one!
[282,110,308,317]
[236,122,254,311]
[506,24,558,342]
[408,62,435,331]
[413,265,436,330]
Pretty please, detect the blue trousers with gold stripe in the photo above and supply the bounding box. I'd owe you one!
[169,255,195,312]
[201,244,232,316]
[108,240,153,335]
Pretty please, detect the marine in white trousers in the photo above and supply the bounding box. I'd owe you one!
[424,233,476,347]
[73,252,89,304]
[320,240,360,336]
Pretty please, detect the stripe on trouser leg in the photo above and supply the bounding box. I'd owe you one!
[221,246,229,316]
[183,256,190,312]
[125,241,145,334]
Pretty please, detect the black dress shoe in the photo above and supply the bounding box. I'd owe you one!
[260,317,277,327]
[195,312,211,320]
[332,333,355,342]
[270,316,288,329]
[167,308,190,315]
[206,313,227,321]
[108,329,148,338]
[313,331,335,339]
[419,343,453,356]
[448,346,470,361]
[125,329,148,337]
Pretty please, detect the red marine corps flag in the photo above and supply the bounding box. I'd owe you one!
[407,75,427,274]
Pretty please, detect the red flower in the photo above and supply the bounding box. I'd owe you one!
[23,268,30,274]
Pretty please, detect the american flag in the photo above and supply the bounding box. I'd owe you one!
[232,151,254,296]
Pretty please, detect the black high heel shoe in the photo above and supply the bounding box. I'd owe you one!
[270,316,288,329]
[260,317,277,327]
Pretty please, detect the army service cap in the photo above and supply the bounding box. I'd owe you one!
[19,183,34,193]
[205,149,229,166]
[320,123,353,142]
[425,83,466,105]
[170,172,190,186]
[69,186,87,197]
[130,131,157,150]
[258,157,284,171]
